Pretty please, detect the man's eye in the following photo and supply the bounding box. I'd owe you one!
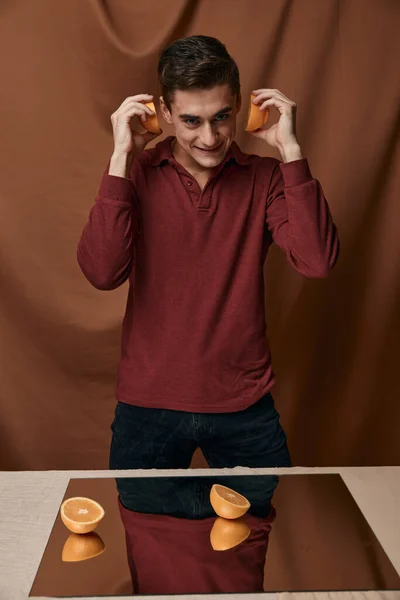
[184,119,198,126]
[215,114,229,122]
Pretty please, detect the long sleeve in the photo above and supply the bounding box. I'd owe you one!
[77,169,141,290]
[265,158,340,278]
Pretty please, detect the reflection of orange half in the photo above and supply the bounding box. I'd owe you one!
[210,517,251,551]
[62,532,105,562]
[142,101,162,134]
[210,484,250,519]
[245,93,269,131]
[60,497,105,534]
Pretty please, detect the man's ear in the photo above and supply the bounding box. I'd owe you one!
[159,96,172,124]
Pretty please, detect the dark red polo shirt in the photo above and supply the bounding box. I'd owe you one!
[77,136,339,412]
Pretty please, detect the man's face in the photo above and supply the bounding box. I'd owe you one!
[160,84,241,170]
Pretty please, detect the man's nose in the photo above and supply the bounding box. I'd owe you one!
[200,124,218,147]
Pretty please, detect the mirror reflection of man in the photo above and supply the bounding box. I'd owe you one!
[116,474,277,594]
[78,35,339,489]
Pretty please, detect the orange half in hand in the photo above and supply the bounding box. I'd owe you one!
[210,484,251,519]
[210,517,251,551]
[142,101,162,134]
[245,93,269,131]
[60,497,105,534]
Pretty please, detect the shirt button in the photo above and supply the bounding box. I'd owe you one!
[187,181,193,186]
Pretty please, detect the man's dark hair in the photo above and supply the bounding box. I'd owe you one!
[158,35,241,111]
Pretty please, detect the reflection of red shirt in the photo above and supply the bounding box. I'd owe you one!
[118,499,275,594]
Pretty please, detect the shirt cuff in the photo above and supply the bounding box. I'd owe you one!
[279,158,313,187]
[98,173,134,202]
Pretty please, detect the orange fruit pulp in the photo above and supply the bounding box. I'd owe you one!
[60,497,105,534]
[210,484,251,519]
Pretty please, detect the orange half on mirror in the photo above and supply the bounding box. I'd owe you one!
[210,483,250,519]
[60,497,105,534]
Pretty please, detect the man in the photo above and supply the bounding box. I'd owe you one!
[77,35,339,490]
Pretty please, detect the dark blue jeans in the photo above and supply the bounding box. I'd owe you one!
[109,391,291,517]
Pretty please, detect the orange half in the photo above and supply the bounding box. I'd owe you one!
[142,101,162,134]
[210,484,251,519]
[210,517,251,551]
[245,93,269,131]
[62,532,105,562]
[60,497,105,534]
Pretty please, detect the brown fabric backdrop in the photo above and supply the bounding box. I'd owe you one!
[0,0,399,470]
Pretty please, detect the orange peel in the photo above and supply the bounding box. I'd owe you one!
[210,517,251,551]
[142,101,162,134]
[245,93,269,131]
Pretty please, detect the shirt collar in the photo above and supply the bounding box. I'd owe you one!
[149,136,249,167]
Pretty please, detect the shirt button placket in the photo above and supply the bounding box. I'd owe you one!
[184,177,197,208]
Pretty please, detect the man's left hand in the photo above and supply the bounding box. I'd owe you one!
[250,88,302,160]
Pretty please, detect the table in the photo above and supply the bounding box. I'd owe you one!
[0,466,399,600]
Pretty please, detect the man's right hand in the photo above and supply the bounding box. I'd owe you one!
[109,94,163,177]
